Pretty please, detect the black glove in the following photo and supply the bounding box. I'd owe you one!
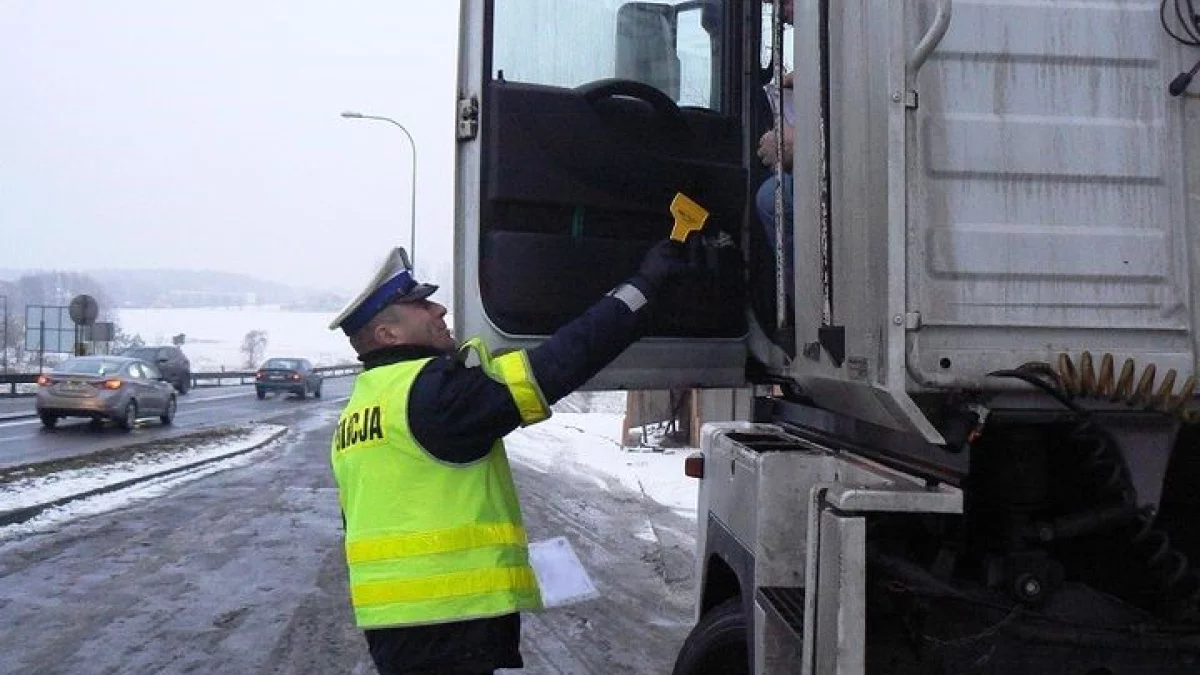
[633,239,689,296]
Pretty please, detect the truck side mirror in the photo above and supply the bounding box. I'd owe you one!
[616,2,681,101]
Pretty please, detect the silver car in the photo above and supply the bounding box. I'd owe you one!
[35,356,178,430]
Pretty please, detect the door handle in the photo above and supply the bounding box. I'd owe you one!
[907,0,953,84]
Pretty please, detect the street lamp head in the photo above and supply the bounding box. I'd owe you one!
[340,111,364,119]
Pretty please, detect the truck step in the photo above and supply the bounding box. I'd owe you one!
[756,586,806,637]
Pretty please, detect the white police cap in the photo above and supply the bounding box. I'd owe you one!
[328,247,439,334]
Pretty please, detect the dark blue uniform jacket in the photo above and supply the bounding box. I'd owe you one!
[359,291,643,675]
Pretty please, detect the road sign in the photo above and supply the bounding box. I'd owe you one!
[69,294,99,326]
[88,322,116,342]
[25,305,75,353]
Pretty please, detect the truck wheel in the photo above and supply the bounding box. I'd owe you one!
[671,598,749,675]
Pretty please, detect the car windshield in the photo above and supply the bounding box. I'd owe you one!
[122,348,156,360]
[263,359,301,370]
[57,358,125,377]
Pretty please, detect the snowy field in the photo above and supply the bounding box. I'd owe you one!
[114,306,358,371]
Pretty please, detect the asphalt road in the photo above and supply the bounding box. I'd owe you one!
[0,397,697,674]
[0,379,354,470]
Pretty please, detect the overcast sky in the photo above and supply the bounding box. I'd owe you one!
[0,2,460,294]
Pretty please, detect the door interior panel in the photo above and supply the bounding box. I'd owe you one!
[481,80,747,338]
[482,230,744,337]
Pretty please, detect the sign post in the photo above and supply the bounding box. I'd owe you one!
[68,294,99,357]
[0,294,7,374]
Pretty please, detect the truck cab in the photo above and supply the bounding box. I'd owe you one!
[454,1,1200,673]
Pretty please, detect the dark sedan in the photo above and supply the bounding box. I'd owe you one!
[35,356,178,430]
[255,358,323,400]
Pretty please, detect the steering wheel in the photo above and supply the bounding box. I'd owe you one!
[576,78,688,132]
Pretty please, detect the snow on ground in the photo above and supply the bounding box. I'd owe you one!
[0,393,699,542]
[0,424,286,541]
[509,391,699,520]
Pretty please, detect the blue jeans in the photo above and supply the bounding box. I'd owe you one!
[755,172,794,284]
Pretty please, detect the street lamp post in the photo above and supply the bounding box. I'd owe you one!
[0,294,7,374]
[340,111,419,269]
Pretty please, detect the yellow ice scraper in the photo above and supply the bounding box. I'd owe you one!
[669,192,709,242]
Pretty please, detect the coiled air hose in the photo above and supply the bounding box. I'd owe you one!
[1013,352,1198,421]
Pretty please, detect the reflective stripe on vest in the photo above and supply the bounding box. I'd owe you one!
[458,337,550,426]
[352,566,539,608]
[346,522,527,564]
[331,357,542,628]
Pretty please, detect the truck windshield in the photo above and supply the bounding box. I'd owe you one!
[492,0,726,110]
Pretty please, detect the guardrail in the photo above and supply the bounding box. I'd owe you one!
[0,364,362,397]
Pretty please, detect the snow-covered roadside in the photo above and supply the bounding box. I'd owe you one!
[0,423,286,540]
[507,392,699,521]
[0,392,701,545]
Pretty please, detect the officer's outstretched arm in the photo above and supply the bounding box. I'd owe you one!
[524,239,687,409]
[405,240,688,462]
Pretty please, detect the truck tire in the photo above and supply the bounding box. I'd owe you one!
[672,598,749,675]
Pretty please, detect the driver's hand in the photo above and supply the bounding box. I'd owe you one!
[757,125,795,170]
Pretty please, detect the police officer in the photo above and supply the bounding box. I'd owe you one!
[328,240,689,675]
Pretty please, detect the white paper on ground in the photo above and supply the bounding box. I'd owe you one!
[528,536,599,608]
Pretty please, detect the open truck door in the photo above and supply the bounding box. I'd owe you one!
[453,0,755,390]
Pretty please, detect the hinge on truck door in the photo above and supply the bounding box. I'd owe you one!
[891,90,919,109]
[818,325,846,367]
[456,95,479,141]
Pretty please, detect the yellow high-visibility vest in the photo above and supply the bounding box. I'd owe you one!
[330,346,550,628]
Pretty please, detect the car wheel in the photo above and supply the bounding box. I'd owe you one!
[118,400,138,431]
[314,384,322,399]
[297,387,306,401]
[256,388,266,400]
[160,396,177,425]
[39,413,58,429]
[89,417,105,429]
[671,598,749,675]
[176,376,190,395]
